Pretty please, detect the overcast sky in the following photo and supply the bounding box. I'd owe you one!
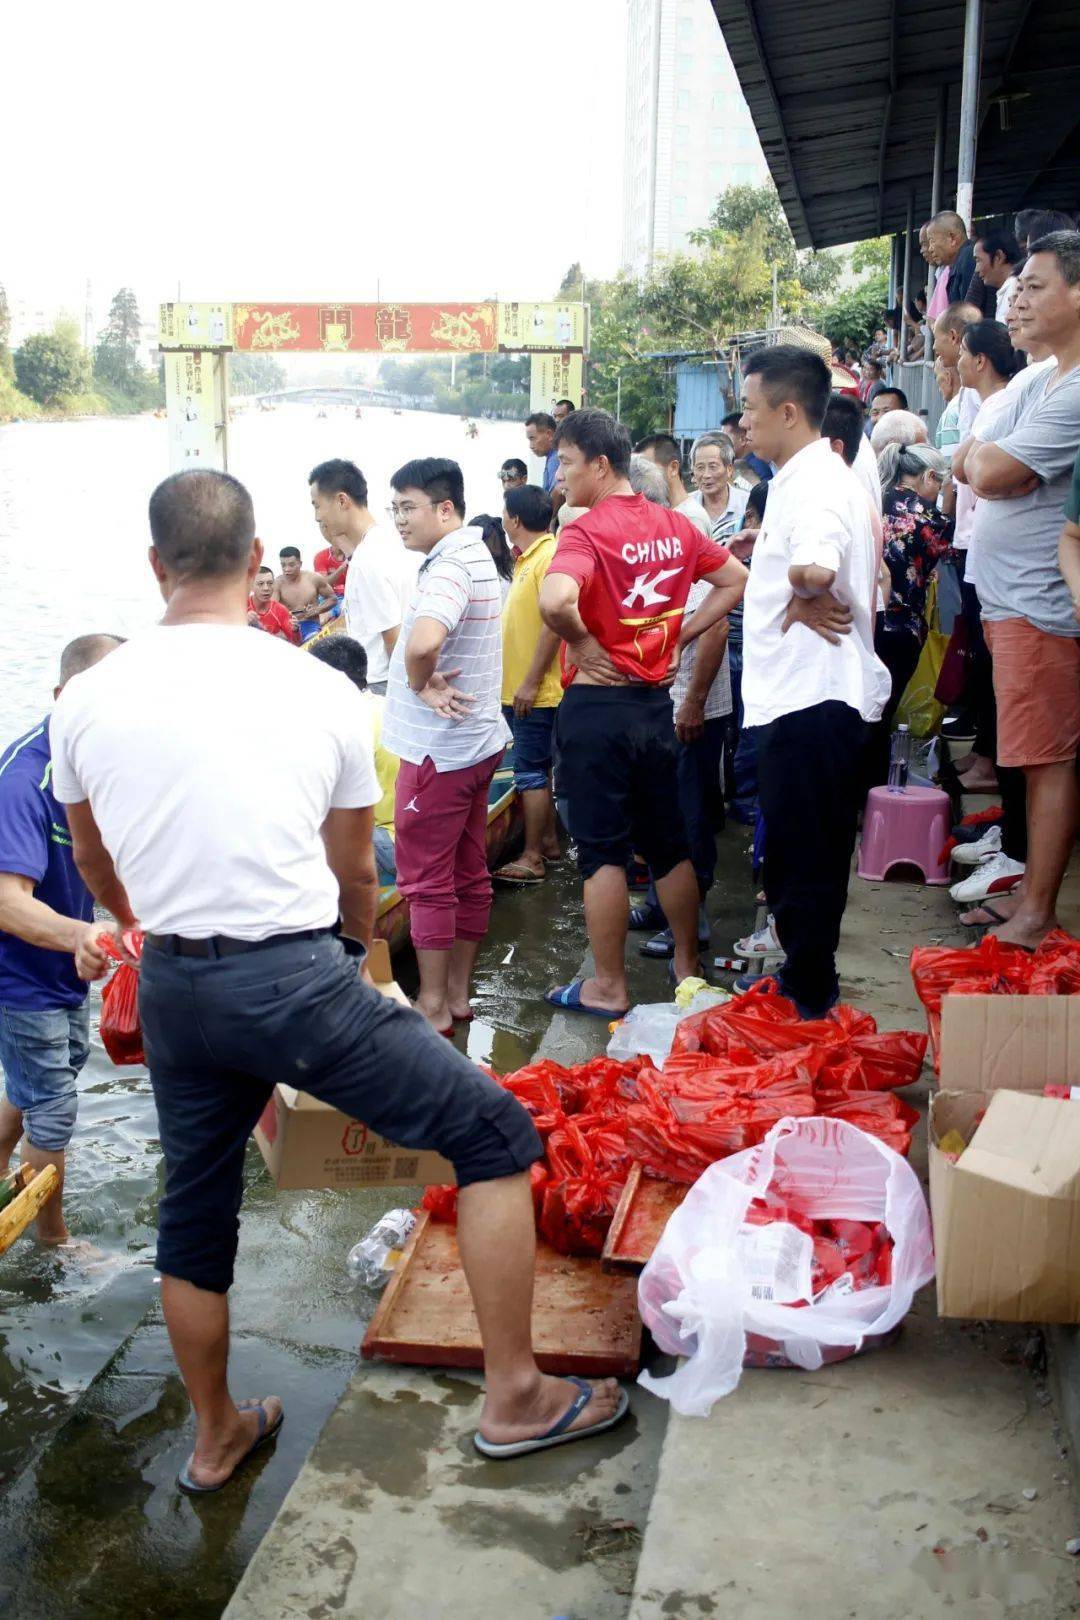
[4,0,627,328]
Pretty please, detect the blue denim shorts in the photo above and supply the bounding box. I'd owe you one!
[502,704,557,792]
[0,1003,90,1152]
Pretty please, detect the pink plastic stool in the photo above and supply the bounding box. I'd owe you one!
[858,784,952,885]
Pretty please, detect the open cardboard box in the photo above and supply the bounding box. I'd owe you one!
[253,938,455,1192]
[929,994,1080,1322]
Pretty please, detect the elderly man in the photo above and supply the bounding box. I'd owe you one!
[927,210,977,319]
[690,432,749,541]
[870,409,929,457]
[964,231,1080,949]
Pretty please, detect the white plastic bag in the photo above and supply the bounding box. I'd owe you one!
[606,989,730,1067]
[638,1116,935,1416]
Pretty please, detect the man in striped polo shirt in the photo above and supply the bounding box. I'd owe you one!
[382,458,511,1034]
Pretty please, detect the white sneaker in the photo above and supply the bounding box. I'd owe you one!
[734,915,783,958]
[949,853,1025,903]
[951,824,1003,867]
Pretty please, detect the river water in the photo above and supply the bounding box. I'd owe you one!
[0,407,587,1615]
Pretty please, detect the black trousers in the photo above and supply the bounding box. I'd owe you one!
[960,574,1028,861]
[757,700,868,1015]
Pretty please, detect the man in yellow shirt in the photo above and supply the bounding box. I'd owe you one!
[494,485,563,885]
[309,637,399,876]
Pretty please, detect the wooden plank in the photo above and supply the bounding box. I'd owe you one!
[363,1210,642,1377]
[602,1167,686,1274]
[0,1165,59,1255]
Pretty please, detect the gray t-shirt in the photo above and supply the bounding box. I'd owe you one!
[971,366,1080,637]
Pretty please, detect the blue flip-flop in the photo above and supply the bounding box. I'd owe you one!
[544,982,629,1020]
[473,1377,630,1459]
[177,1399,284,1495]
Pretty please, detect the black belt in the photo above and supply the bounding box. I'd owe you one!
[145,927,332,959]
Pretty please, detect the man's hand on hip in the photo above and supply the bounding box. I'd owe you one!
[782,592,853,645]
[415,668,476,720]
[569,635,624,685]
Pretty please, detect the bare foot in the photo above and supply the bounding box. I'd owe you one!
[413,997,453,1037]
[541,843,563,862]
[954,750,989,776]
[986,913,1058,951]
[448,1000,474,1023]
[572,975,630,1015]
[478,1374,622,1447]
[959,893,1022,926]
[185,1396,284,1491]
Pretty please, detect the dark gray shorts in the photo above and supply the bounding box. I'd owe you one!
[139,934,541,1293]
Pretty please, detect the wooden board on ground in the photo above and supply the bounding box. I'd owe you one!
[363,1211,643,1377]
[0,1165,59,1255]
[601,1165,686,1274]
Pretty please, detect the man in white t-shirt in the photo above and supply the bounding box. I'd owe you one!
[738,347,890,1018]
[309,458,418,694]
[51,470,620,1493]
[633,432,712,536]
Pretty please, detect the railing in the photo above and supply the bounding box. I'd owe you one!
[894,359,943,440]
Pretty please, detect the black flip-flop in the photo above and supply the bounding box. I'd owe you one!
[177,1400,283,1495]
[474,1377,629,1459]
[959,902,1010,929]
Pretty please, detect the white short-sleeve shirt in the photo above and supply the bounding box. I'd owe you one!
[742,438,890,728]
[343,522,420,685]
[50,625,379,940]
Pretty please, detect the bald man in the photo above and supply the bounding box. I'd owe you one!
[927,211,977,316]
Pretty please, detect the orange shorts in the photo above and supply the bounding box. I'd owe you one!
[983,617,1080,768]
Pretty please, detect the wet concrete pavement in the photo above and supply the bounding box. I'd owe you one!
[4,823,1080,1618]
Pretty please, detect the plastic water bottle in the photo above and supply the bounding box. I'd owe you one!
[346,1208,416,1288]
[887,724,911,794]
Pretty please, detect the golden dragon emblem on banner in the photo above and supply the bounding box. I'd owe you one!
[234,307,302,349]
[430,306,496,350]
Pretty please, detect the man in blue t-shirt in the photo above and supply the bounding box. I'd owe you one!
[0,634,121,1245]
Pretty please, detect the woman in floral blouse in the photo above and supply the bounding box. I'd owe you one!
[869,442,953,784]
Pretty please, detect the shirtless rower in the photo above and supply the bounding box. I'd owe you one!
[274,547,340,642]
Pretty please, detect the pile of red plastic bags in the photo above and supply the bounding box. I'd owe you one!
[423,983,927,1257]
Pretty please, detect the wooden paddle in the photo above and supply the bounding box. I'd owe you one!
[0,1164,60,1254]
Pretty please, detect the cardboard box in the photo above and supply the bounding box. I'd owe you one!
[929,994,1080,1322]
[253,939,455,1192]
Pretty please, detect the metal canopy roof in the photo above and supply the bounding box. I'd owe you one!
[711,0,1080,248]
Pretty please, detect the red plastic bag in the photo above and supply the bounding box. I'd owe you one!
[539,1119,626,1256]
[1028,930,1080,995]
[814,1089,920,1157]
[910,937,1033,1015]
[421,1184,458,1222]
[98,931,145,1066]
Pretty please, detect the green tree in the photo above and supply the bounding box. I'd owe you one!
[806,273,889,353]
[228,352,287,395]
[692,181,842,309]
[851,237,892,277]
[94,287,142,392]
[15,321,91,404]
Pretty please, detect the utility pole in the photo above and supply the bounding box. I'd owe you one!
[956,0,983,230]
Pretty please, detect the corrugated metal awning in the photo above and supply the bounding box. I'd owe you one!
[711,0,1080,247]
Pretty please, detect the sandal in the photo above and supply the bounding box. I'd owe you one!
[178,1400,283,1495]
[544,982,629,1020]
[474,1378,629,1460]
[493,860,544,887]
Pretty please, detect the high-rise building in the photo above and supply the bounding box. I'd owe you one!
[622,0,769,274]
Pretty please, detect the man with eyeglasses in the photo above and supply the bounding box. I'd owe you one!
[308,459,418,694]
[499,458,528,491]
[382,458,511,1035]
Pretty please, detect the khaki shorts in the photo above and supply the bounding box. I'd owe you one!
[983,617,1080,768]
